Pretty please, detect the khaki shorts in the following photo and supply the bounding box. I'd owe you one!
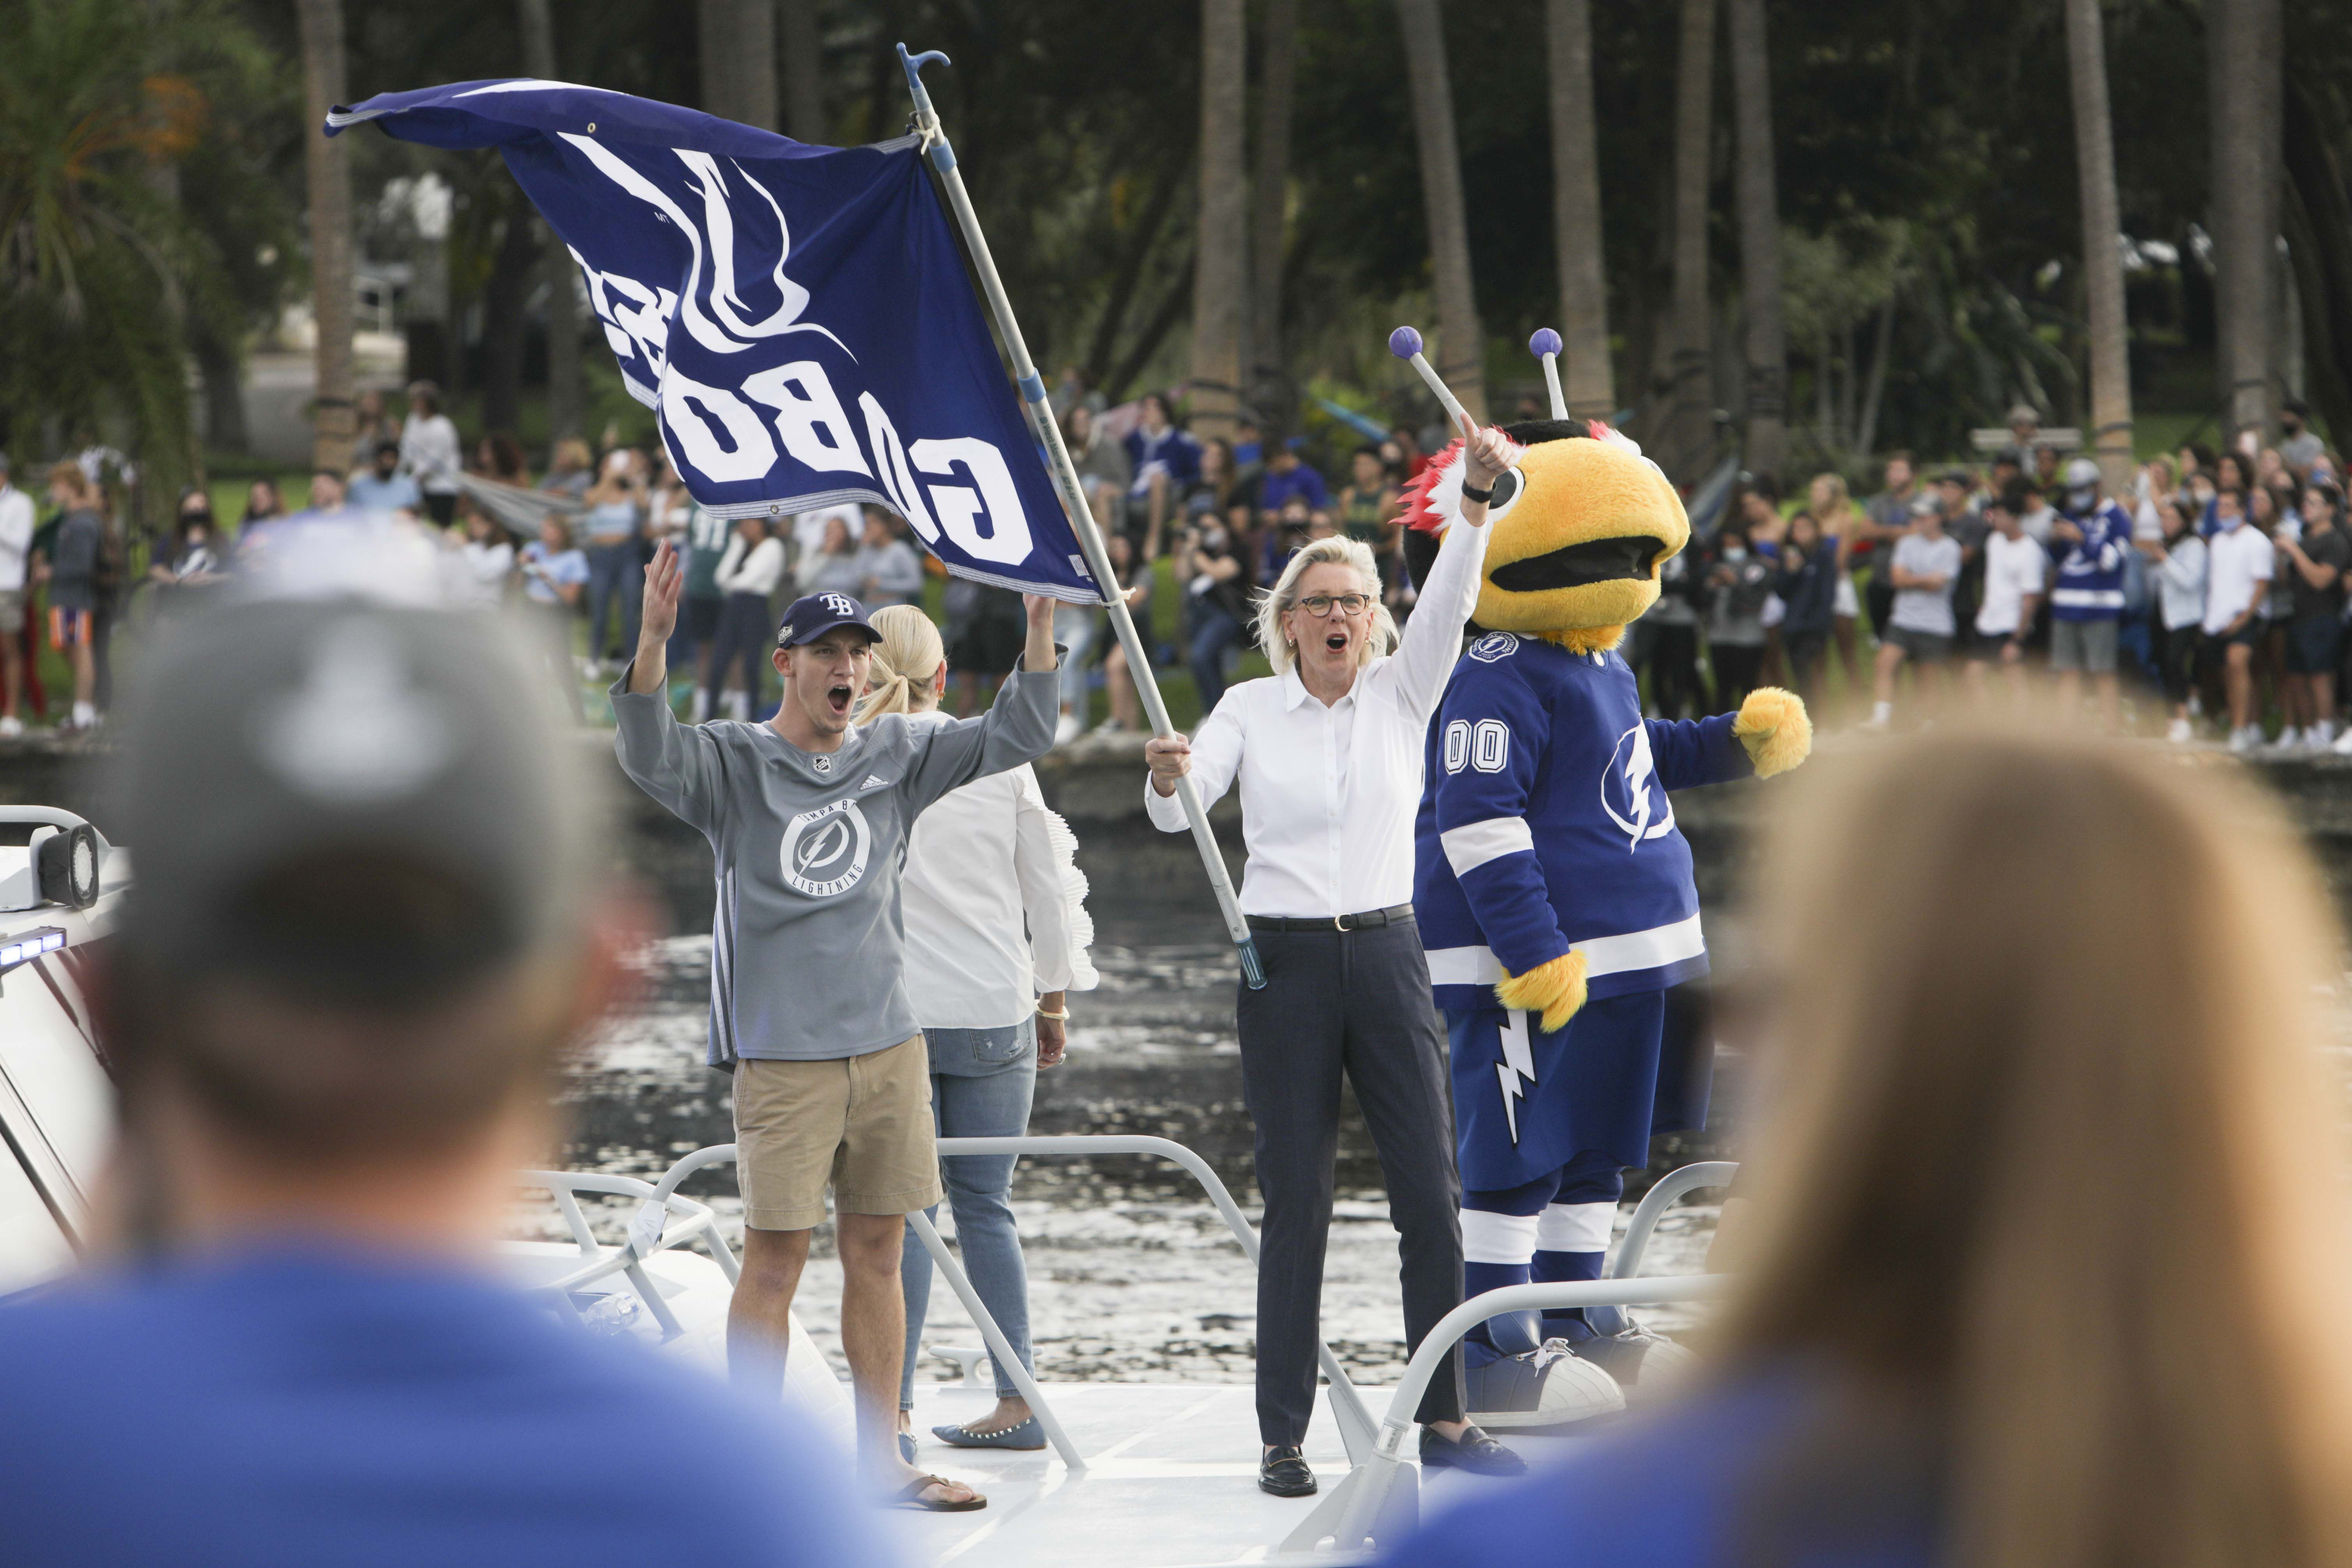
[733,1038,941,1230]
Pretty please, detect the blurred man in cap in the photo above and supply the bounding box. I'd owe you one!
[0,591,880,1567]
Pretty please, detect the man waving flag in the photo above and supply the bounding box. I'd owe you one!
[327,80,1096,602]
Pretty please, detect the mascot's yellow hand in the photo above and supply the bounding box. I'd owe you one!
[1733,687,1812,779]
[1496,950,1588,1035]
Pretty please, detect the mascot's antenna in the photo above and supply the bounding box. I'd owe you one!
[1529,329,1568,420]
[1389,325,1477,439]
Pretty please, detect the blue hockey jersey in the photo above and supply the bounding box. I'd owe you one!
[2050,498,2133,620]
[1414,632,1753,1014]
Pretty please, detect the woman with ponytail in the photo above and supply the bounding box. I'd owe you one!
[1384,722,2352,1568]
[859,605,1100,1458]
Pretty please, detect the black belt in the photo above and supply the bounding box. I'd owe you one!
[1247,903,1415,933]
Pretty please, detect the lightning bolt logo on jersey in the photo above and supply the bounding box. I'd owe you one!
[1414,634,1753,1187]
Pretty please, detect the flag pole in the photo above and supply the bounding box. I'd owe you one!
[897,45,1265,989]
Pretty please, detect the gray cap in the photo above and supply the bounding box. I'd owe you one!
[110,596,598,1000]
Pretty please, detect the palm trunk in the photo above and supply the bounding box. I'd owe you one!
[700,0,779,132]
[480,208,539,437]
[778,0,825,143]
[1855,293,1895,463]
[1726,0,1784,478]
[1545,0,1614,421]
[2209,0,2282,446]
[1395,0,1485,422]
[296,0,356,475]
[520,0,583,446]
[2066,0,2134,496]
[1249,0,1298,416]
[1666,0,1715,478]
[1188,0,1248,437]
[193,331,250,455]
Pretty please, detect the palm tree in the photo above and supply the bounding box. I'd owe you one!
[520,0,582,445]
[1188,0,1247,437]
[778,0,825,143]
[2065,0,2133,497]
[1664,0,1715,478]
[1545,0,1613,422]
[296,0,355,476]
[1249,0,1299,418]
[1395,0,1486,422]
[700,0,778,132]
[1727,0,1785,478]
[2209,0,2283,446]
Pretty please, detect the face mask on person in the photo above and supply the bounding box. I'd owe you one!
[1723,543,1747,562]
[2068,486,2096,513]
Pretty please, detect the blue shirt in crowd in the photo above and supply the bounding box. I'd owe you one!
[1259,461,1331,515]
[521,539,591,605]
[0,1245,877,1568]
[1382,1370,1934,1568]
[1124,424,1202,495]
[346,471,424,515]
[2050,498,2132,621]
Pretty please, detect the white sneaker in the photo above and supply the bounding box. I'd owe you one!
[2271,726,2304,752]
[0,714,20,739]
[723,691,750,723]
[2312,722,2337,750]
[1865,701,1892,730]
[1464,1340,1627,1431]
[2334,725,2352,756]
[690,689,711,724]
[2166,717,2193,745]
[2229,727,2258,755]
[1054,711,1081,746]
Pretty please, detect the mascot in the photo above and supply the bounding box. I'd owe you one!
[1398,329,1812,1429]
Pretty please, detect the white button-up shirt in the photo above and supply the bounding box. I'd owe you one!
[1145,519,1489,917]
[903,711,1097,1028]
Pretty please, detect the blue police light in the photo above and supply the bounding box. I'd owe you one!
[0,927,66,971]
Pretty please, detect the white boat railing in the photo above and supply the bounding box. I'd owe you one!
[635,1135,1390,1473]
[528,1140,1737,1531]
[1283,1160,1740,1557]
[513,1166,740,1341]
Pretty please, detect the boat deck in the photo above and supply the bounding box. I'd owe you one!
[894,1380,1599,1567]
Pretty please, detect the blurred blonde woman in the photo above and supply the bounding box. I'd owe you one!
[1807,471,1864,684]
[1386,723,2352,1568]
[857,605,1099,1459]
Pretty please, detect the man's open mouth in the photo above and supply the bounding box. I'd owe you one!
[827,683,853,716]
[1487,534,1666,593]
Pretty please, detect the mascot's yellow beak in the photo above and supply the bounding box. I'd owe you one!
[1471,437,1690,635]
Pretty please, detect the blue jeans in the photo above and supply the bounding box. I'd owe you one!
[1187,599,1246,716]
[899,1018,1039,1407]
[584,541,642,663]
[1054,605,1097,717]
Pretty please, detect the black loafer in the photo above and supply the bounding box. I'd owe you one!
[1259,1444,1318,1497]
[1418,1423,1527,1476]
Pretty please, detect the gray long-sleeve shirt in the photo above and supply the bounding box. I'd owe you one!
[611,665,1059,1063]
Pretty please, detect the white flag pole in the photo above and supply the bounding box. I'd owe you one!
[897,45,1265,989]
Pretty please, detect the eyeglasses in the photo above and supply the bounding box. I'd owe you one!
[1294,593,1373,618]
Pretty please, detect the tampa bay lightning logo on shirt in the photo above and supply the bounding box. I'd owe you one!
[1466,632,1519,664]
[1600,724,1675,849]
[780,796,871,897]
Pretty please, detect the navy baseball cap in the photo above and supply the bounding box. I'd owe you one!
[775,591,880,648]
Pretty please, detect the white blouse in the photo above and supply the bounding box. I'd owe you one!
[1145,516,1490,918]
[900,711,1097,1028]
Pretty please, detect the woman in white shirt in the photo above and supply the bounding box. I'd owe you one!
[1143,422,1520,1495]
[2138,494,2208,743]
[855,606,1097,1458]
[703,516,786,722]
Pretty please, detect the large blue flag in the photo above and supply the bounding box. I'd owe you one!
[327,80,1099,602]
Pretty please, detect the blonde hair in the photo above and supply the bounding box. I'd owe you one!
[853,603,945,724]
[1809,471,1852,519]
[1712,724,2352,1568]
[1253,534,1398,676]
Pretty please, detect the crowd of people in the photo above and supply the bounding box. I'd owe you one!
[1658,402,2349,751]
